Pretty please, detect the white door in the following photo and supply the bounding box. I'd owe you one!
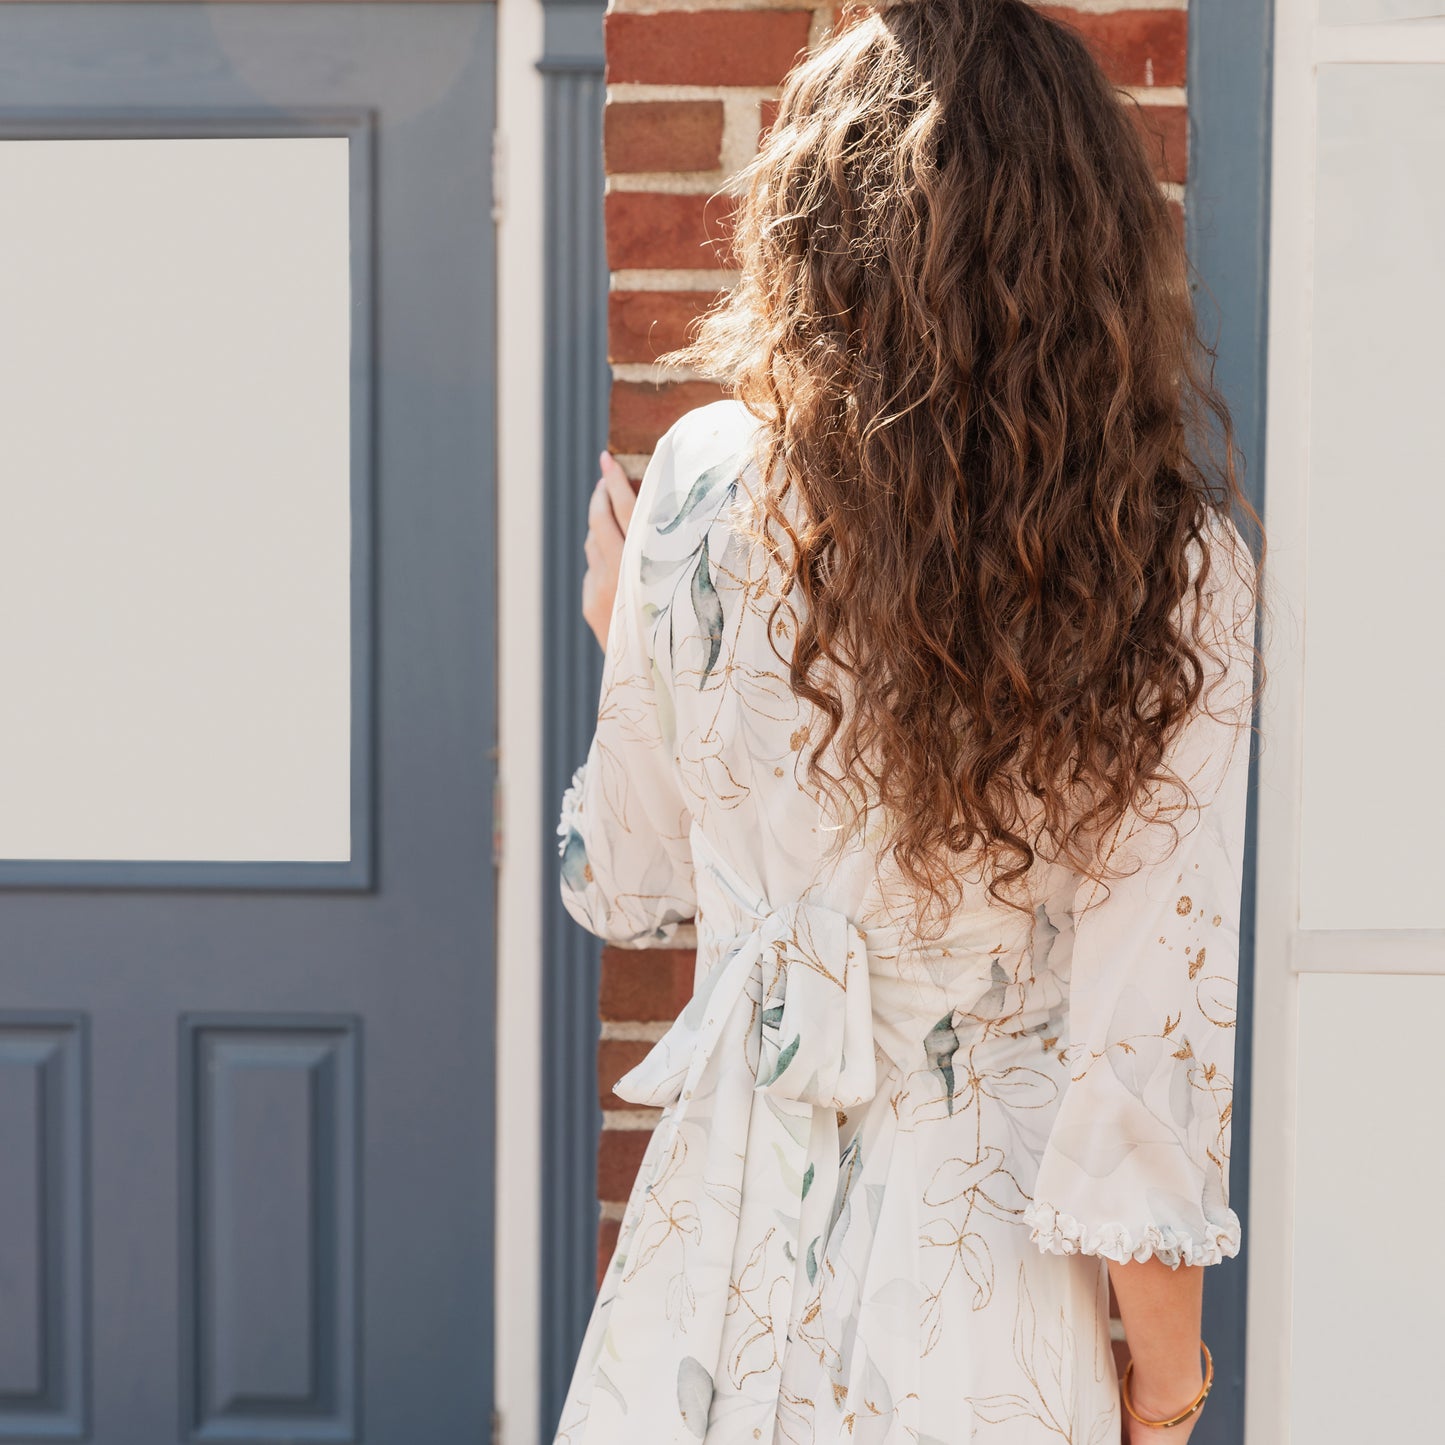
[1252,7,1445,1443]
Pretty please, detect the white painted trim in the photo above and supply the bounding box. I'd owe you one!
[1247,0,1316,1439]
[493,0,546,1440]
[1315,21,1445,63]
[1293,931,1445,974]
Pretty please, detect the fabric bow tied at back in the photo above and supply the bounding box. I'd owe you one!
[588,898,878,1441]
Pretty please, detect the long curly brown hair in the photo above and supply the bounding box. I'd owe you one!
[658,0,1265,928]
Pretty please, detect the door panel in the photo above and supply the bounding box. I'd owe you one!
[0,1015,86,1439]
[1253,5,1445,1442]
[180,1017,360,1441]
[0,8,497,1442]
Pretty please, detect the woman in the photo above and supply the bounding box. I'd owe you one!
[557,1,1263,1441]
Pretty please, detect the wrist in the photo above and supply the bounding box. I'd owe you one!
[1125,1365,1206,1419]
[1122,1341,1213,1428]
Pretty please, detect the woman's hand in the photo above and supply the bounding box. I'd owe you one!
[581,449,637,652]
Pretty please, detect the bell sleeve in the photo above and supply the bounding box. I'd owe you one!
[1024,517,1259,1269]
[556,421,698,946]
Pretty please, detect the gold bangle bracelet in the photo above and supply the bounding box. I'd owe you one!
[1120,1341,1213,1429]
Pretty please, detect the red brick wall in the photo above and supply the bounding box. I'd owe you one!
[597,0,1191,1349]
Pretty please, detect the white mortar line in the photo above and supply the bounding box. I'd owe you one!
[615,453,654,478]
[602,1109,666,1130]
[601,1020,673,1041]
[607,0,829,14]
[608,82,776,103]
[608,172,743,194]
[612,267,739,289]
[1125,84,1187,106]
[612,361,711,383]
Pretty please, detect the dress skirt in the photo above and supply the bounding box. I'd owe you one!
[550,862,1123,1445]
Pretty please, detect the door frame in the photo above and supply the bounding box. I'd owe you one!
[494,0,555,1442]
[1187,1,1275,1442]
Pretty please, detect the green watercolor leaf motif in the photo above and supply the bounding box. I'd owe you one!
[690,536,725,688]
[806,1234,820,1285]
[764,1032,800,1086]
[677,1355,714,1439]
[802,1161,814,1199]
[594,1364,628,1412]
[560,831,590,894]
[650,655,676,749]
[656,457,740,535]
[924,1012,961,1116]
[639,550,691,585]
[769,1139,803,1194]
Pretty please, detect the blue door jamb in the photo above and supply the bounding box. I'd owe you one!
[1187,0,1275,1440]
[537,0,609,1436]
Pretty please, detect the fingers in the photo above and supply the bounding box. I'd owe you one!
[599,449,636,535]
[587,474,625,556]
[581,450,632,654]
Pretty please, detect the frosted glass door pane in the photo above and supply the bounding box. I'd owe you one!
[1301,67,1445,929]
[0,138,351,863]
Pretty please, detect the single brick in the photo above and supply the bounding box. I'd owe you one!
[597,1216,621,1292]
[599,1037,660,1105]
[606,100,725,175]
[1130,103,1187,185]
[610,379,732,456]
[606,10,813,88]
[605,190,737,272]
[598,1126,653,1203]
[609,289,724,364]
[1038,9,1187,89]
[598,944,698,1023]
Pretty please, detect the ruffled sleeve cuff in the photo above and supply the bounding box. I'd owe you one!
[557,762,587,858]
[1022,1199,1243,1269]
[555,758,697,946]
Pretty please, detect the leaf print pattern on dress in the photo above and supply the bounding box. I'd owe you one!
[657,456,741,535]
[551,400,1256,1443]
[918,1040,1060,1351]
[966,1262,1117,1445]
[690,536,725,688]
[677,1356,715,1439]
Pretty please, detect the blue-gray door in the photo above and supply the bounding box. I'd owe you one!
[0,6,497,1442]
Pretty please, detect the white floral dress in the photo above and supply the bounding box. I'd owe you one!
[552,399,1255,1444]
